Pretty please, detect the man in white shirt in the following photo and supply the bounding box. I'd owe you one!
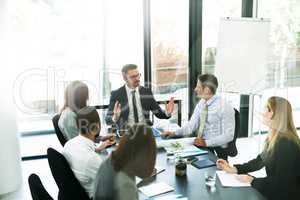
[162,74,235,160]
[105,64,175,130]
[62,106,115,198]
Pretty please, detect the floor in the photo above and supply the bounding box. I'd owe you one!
[0,135,267,200]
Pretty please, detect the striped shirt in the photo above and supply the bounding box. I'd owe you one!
[176,95,235,147]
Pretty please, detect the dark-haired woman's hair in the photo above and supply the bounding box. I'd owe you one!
[61,81,89,113]
[111,124,156,178]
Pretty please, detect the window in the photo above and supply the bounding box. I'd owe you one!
[252,0,300,132]
[202,0,242,113]
[103,0,144,94]
[151,0,189,123]
[9,0,144,157]
[11,0,104,124]
[10,0,144,129]
[202,0,241,74]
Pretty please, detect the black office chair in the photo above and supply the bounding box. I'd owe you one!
[47,148,90,200]
[52,114,67,147]
[224,108,240,157]
[28,173,54,200]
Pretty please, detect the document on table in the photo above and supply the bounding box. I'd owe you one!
[150,194,188,200]
[216,171,251,187]
[136,166,166,185]
[139,182,174,197]
[164,143,208,158]
[157,137,196,149]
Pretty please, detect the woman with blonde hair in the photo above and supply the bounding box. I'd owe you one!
[217,96,300,200]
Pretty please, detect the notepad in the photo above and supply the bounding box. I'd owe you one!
[136,166,166,186]
[139,182,174,197]
[216,171,251,187]
[151,194,188,200]
[152,166,165,177]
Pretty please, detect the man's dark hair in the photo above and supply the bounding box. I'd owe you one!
[121,64,138,74]
[76,106,100,135]
[197,74,218,94]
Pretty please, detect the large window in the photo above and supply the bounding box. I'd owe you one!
[202,0,242,110]
[11,0,143,128]
[9,0,144,157]
[202,0,241,74]
[103,0,144,94]
[11,0,104,129]
[252,0,300,132]
[151,0,189,123]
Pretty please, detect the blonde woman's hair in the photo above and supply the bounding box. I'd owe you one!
[265,96,300,154]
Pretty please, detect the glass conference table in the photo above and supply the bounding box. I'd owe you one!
[138,149,266,200]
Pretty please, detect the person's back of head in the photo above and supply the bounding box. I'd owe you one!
[76,106,100,141]
[62,81,89,113]
[111,123,156,179]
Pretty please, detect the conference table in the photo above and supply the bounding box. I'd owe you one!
[138,149,266,200]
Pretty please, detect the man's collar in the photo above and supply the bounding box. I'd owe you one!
[125,84,139,92]
[79,135,95,148]
[202,95,218,106]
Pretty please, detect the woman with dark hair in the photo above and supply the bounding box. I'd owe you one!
[58,81,89,140]
[217,96,300,200]
[93,124,157,200]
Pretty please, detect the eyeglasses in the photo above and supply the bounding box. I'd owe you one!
[128,73,141,80]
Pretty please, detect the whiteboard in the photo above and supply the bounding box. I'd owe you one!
[215,18,270,95]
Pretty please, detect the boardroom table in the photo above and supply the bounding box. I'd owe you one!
[138,149,266,200]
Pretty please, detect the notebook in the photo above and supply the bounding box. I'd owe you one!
[139,182,174,197]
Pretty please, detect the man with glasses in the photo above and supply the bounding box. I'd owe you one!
[105,64,174,130]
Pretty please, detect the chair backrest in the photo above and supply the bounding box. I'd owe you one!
[226,108,240,157]
[52,114,67,146]
[233,108,240,142]
[28,173,54,200]
[47,148,90,200]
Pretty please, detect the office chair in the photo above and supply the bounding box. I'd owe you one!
[47,148,90,200]
[52,114,67,147]
[225,108,240,157]
[28,173,54,200]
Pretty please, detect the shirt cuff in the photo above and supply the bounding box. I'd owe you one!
[233,164,246,174]
[165,111,171,118]
[175,129,183,137]
[205,139,213,147]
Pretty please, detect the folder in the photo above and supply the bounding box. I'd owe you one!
[191,159,216,169]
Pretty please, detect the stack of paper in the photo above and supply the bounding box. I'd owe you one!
[152,121,180,132]
[157,137,196,149]
[151,194,187,200]
[139,182,174,197]
[216,171,251,187]
[164,144,207,158]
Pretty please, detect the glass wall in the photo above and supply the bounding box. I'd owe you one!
[11,0,104,132]
[202,0,242,110]
[9,0,144,157]
[252,0,300,133]
[103,0,144,95]
[150,0,189,123]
